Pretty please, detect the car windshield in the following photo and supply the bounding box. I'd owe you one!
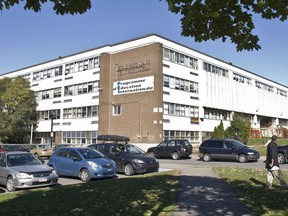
[124,145,145,155]
[78,148,105,159]
[231,140,247,148]
[7,154,42,167]
[38,145,50,149]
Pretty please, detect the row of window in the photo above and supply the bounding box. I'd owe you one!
[164,75,198,93]
[204,108,231,121]
[34,131,97,145]
[30,56,100,82]
[64,81,99,96]
[33,66,63,81]
[233,73,252,85]
[163,102,199,117]
[163,130,199,142]
[35,87,62,100]
[63,106,98,119]
[65,56,100,75]
[35,81,99,100]
[62,131,97,144]
[205,63,287,97]
[277,89,288,97]
[38,109,61,120]
[255,81,274,92]
[163,48,198,70]
[37,106,98,120]
[203,62,229,77]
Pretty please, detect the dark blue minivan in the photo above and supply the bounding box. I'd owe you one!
[198,138,260,163]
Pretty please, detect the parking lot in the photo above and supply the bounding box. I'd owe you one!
[2,155,288,194]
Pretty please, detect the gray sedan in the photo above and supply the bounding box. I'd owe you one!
[0,151,58,192]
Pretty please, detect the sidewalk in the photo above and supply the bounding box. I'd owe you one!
[161,164,253,216]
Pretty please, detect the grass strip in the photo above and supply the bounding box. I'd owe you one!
[214,167,288,216]
[0,170,179,216]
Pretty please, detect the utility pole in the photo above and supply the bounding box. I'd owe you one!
[50,111,54,148]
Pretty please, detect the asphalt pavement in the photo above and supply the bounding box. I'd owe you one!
[160,162,255,216]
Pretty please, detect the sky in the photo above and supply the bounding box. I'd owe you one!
[1,0,288,86]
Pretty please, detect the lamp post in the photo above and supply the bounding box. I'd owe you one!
[50,111,54,148]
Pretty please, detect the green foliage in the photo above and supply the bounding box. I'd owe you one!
[225,113,251,144]
[0,0,91,15]
[164,0,288,51]
[212,120,225,138]
[0,77,37,143]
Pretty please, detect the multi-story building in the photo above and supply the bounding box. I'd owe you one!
[1,34,288,146]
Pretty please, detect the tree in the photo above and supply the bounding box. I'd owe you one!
[0,0,91,15]
[0,77,37,143]
[225,113,251,144]
[165,0,288,51]
[212,120,225,138]
[1,1,288,50]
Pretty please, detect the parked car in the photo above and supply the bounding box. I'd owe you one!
[198,138,260,163]
[147,139,193,160]
[0,144,29,152]
[48,147,117,182]
[0,151,58,192]
[54,144,75,150]
[29,144,54,158]
[88,135,159,176]
[277,145,288,164]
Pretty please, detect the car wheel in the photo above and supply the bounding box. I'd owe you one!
[278,153,285,164]
[124,163,135,176]
[238,154,247,163]
[6,176,16,192]
[79,169,91,182]
[203,153,211,162]
[171,152,180,160]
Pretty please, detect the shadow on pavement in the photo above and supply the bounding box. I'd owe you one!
[173,175,253,216]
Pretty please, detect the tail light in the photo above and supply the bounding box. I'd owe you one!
[180,146,186,152]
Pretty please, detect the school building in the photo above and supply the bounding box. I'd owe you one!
[1,34,288,146]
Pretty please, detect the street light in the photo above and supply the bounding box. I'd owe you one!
[50,110,54,148]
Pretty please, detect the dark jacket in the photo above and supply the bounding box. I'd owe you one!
[265,141,279,169]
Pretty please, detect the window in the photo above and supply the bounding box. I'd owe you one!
[164,75,169,87]
[203,62,228,77]
[163,75,199,94]
[113,105,122,116]
[62,131,97,144]
[163,47,198,69]
[53,87,62,98]
[163,130,199,142]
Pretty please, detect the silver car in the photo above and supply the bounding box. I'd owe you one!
[0,151,58,192]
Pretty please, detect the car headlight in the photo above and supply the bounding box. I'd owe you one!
[16,173,33,178]
[87,161,99,169]
[131,159,144,164]
[247,152,255,155]
[52,170,57,175]
[111,160,117,167]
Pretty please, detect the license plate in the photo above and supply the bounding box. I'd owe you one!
[39,178,47,182]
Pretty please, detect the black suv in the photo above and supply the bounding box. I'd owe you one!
[198,138,260,163]
[88,135,159,176]
[147,139,193,160]
[277,145,288,164]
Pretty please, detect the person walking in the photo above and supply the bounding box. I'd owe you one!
[265,135,288,189]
